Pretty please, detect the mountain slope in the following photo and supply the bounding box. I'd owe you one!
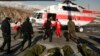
[0,2,40,22]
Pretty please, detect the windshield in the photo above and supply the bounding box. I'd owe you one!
[37,13,42,19]
[34,13,38,18]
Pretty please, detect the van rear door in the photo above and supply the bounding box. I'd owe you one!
[47,13,56,21]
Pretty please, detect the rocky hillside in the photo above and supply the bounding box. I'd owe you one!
[0,2,39,22]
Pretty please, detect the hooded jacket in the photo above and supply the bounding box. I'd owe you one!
[1,17,11,35]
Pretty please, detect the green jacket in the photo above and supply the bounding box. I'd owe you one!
[68,20,75,33]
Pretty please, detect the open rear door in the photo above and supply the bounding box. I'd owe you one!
[47,13,56,21]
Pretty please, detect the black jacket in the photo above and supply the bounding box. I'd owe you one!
[21,19,33,34]
[44,20,52,30]
[1,19,11,35]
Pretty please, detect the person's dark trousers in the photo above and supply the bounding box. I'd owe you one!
[43,29,53,42]
[0,33,11,52]
[68,32,79,43]
[67,33,71,41]
[21,32,32,50]
[47,29,53,42]
[43,29,47,40]
[64,32,69,41]
[28,34,32,47]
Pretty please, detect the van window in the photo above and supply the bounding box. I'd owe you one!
[37,13,42,19]
[62,6,80,12]
[34,13,38,18]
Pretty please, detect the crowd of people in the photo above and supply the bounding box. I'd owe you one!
[0,16,80,54]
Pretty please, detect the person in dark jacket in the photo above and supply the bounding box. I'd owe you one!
[43,17,53,42]
[0,17,11,53]
[20,17,33,51]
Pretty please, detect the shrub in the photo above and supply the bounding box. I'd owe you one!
[62,45,74,56]
[77,44,100,56]
[47,47,62,56]
[24,44,46,56]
